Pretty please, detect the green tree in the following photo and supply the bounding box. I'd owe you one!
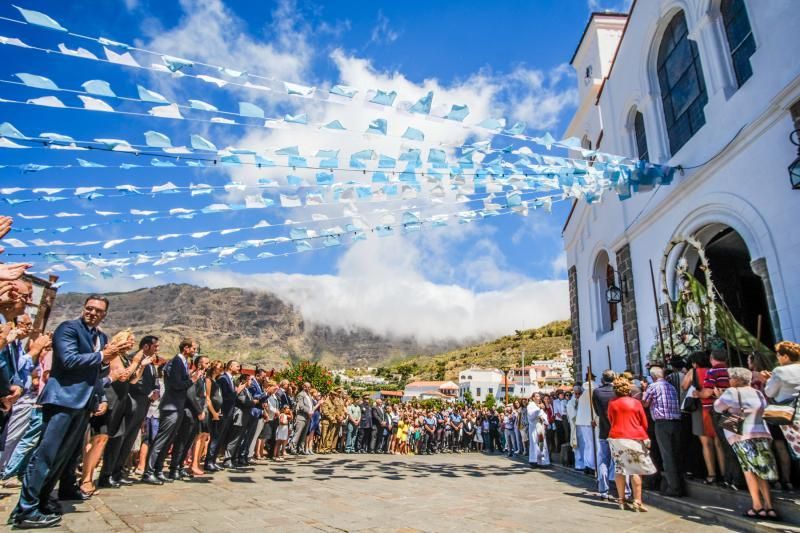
[276,360,334,394]
[484,392,496,410]
[463,389,474,406]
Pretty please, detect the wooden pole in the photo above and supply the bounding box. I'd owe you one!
[664,295,676,364]
[756,314,763,351]
[649,260,667,365]
[606,345,612,371]
[586,350,598,479]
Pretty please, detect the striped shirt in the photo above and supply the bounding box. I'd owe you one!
[642,379,681,420]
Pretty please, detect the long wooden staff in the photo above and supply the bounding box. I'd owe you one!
[586,350,598,479]
[649,260,666,367]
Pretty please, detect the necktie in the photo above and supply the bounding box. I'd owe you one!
[91,329,100,351]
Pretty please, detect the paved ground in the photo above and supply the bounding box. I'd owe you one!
[0,453,732,532]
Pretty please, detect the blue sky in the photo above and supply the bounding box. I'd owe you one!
[0,0,629,342]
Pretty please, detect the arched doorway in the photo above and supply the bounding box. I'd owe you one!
[684,224,774,348]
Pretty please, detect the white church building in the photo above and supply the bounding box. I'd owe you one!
[562,1,800,377]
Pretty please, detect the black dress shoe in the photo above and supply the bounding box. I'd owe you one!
[167,471,182,481]
[221,461,234,469]
[115,477,134,486]
[39,501,62,516]
[156,472,173,483]
[13,510,61,529]
[205,463,221,472]
[98,476,121,489]
[179,468,194,479]
[141,474,164,486]
[57,489,91,501]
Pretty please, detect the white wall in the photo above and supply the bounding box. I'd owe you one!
[563,0,800,377]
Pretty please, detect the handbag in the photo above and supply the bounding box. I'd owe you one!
[718,388,745,435]
[764,395,798,426]
[682,369,701,412]
[780,396,800,460]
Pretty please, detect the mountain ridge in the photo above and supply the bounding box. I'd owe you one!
[47,283,465,368]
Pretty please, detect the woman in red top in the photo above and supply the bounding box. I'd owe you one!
[682,350,723,485]
[607,377,656,512]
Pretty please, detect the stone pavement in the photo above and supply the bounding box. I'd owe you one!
[0,453,732,532]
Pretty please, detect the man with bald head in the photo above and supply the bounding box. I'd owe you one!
[289,382,314,454]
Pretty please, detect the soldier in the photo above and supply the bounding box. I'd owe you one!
[318,392,337,454]
[332,388,347,453]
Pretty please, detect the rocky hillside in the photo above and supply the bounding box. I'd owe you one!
[48,284,457,369]
[379,320,572,381]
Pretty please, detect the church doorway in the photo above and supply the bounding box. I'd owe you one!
[689,224,774,349]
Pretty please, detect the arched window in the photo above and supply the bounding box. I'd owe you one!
[721,0,755,87]
[657,11,708,155]
[633,111,648,160]
[593,251,618,333]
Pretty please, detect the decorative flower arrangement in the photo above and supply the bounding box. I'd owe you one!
[651,236,718,361]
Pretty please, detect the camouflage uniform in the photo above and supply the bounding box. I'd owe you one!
[318,396,337,453]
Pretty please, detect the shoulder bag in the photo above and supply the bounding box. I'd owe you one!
[764,394,798,426]
[681,369,701,412]
[718,388,745,435]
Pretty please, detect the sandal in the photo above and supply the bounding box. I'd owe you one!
[764,509,780,521]
[703,476,717,485]
[742,508,762,519]
[631,500,648,513]
[616,497,627,511]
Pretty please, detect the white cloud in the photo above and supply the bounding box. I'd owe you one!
[551,251,567,277]
[137,0,313,106]
[77,1,576,344]
[183,233,569,343]
[369,11,400,46]
[587,0,633,13]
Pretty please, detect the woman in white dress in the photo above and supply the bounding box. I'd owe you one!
[527,392,550,467]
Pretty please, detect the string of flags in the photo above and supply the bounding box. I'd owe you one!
[0,4,678,286]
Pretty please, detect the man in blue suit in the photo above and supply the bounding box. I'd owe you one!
[204,360,240,471]
[237,368,266,465]
[142,338,202,485]
[10,295,133,529]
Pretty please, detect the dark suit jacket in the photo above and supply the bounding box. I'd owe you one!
[0,341,23,397]
[38,318,106,410]
[130,364,157,398]
[159,355,193,413]
[371,406,386,427]
[216,373,237,416]
[247,379,264,418]
[186,376,206,418]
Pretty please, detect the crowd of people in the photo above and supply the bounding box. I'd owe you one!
[2,213,800,527]
[562,346,800,521]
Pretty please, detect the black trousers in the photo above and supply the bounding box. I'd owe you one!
[370,426,384,452]
[357,427,371,452]
[146,409,184,475]
[489,427,501,452]
[14,405,89,516]
[237,412,257,462]
[264,418,279,458]
[107,394,150,479]
[654,419,683,495]
[420,430,435,453]
[205,414,233,466]
[170,409,198,473]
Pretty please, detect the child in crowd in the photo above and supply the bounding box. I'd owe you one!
[274,406,292,461]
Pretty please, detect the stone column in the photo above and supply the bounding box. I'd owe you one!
[615,244,642,373]
[750,257,782,344]
[568,266,583,382]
